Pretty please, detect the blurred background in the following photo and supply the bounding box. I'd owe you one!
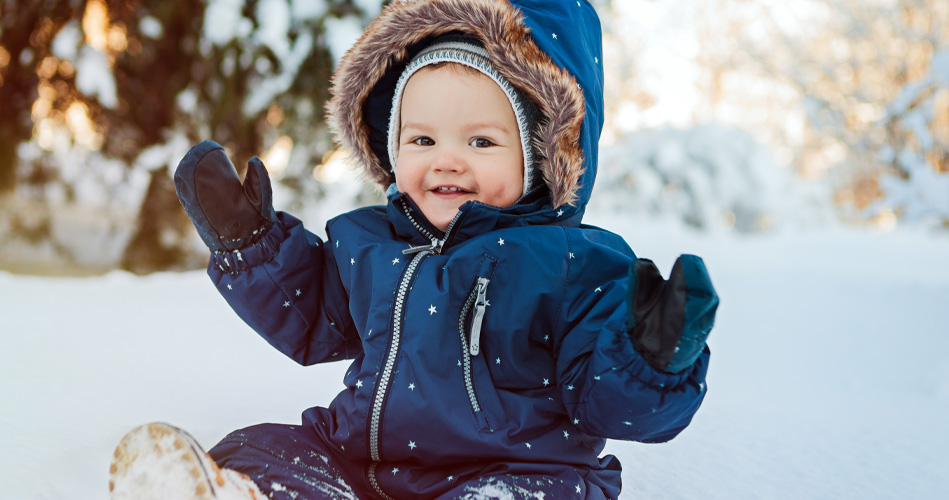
[1,0,947,276]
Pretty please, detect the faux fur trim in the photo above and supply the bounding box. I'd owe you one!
[325,0,586,208]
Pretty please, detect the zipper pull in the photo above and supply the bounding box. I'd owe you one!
[469,277,490,356]
[402,237,444,255]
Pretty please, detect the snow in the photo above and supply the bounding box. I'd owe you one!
[74,45,117,109]
[51,20,82,61]
[593,125,834,232]
[290,0,328,22]
[2,219,948,499]
[138,16,163,40]
[874,45,949,225]
[202,0,253,45]
[323,17,365,66]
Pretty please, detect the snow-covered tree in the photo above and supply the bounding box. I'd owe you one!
[592,124,832,232]
[872,49,949,226]
[0,0,383,274]
[688,0,949,227]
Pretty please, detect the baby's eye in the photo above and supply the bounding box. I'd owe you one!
[411,137,434,146]
[469,137,496,148]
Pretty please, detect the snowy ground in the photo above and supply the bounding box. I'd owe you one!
[2,218,948,499]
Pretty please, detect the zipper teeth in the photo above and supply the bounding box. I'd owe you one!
[442,209,463,243]
[458,286,482,413]
[368,463,396,500]
[369,250,429,462]
[400,200,436,243]
[399,198,464,254]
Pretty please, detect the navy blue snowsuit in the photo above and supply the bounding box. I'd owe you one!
[204,1,713,499]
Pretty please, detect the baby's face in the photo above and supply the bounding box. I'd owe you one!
[395,65,524,232]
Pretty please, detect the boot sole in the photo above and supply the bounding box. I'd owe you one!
[109,422,226,500]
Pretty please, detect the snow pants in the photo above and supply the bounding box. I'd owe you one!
[208,421,613,500]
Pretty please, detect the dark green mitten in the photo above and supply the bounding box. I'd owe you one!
[627,255,718,373]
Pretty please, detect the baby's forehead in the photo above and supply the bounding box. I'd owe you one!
[403,64,513,106]
[416,61,483,76]
[408,62,495,90]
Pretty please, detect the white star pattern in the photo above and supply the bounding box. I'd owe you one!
[447,476,454,482]
[563,430,570,439]
[567,385,575,390]
[576,484,582,494]
[544,334,550,342]
[568,252,575,259]
[525,443,532,449]
[552,33,558,39]
[594,286,602,293]
[335,240,339,247]
[498,238,505,245]
[594,375,601,380]
[574,418,580,425]
[428,305,437,315]
[623,421,633,426]
[595,56,599,64]
[350,258,355,265]
[543,378,550,386]
[226,284,232,290]
[408,383,416,391]
[283,301,291,308]
[356,380,363,388]
[392,258,400,265]
[496,357,501,365]
[557,209,564,216]
[295,289,302,296]
[392,468,399,475]
[408,441,417,450]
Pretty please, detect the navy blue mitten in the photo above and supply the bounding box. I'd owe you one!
[627,255,718,373]
[174,141,276,252]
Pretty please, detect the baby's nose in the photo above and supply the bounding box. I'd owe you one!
[431,148,466,172]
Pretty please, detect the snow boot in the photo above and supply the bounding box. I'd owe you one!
[109,422,265,500]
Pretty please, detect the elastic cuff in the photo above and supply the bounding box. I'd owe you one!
[209,220,286,274]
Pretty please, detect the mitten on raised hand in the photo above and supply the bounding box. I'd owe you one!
[627,255,718,374]
[174,140,276,252]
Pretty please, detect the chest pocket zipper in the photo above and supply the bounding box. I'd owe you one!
[458,274,493,430]
[468,277,490,356]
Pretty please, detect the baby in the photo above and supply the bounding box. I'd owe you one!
[110,2,718,499]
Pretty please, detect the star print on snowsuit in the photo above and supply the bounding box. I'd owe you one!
[202,1,713,500]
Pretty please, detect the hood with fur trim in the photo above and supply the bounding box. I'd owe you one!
[326,0,604,220]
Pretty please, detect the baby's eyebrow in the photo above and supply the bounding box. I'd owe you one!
[463,122,514,135]
[400,122,433,134]
[401,122,514,136]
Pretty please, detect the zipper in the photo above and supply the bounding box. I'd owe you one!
[458,277,491,424]
[367,463,395,500]
[367,248,428,500]
[366,200,464,498]
[399,199,463,255]
[402,238,441,255]
[468,277,490,356]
